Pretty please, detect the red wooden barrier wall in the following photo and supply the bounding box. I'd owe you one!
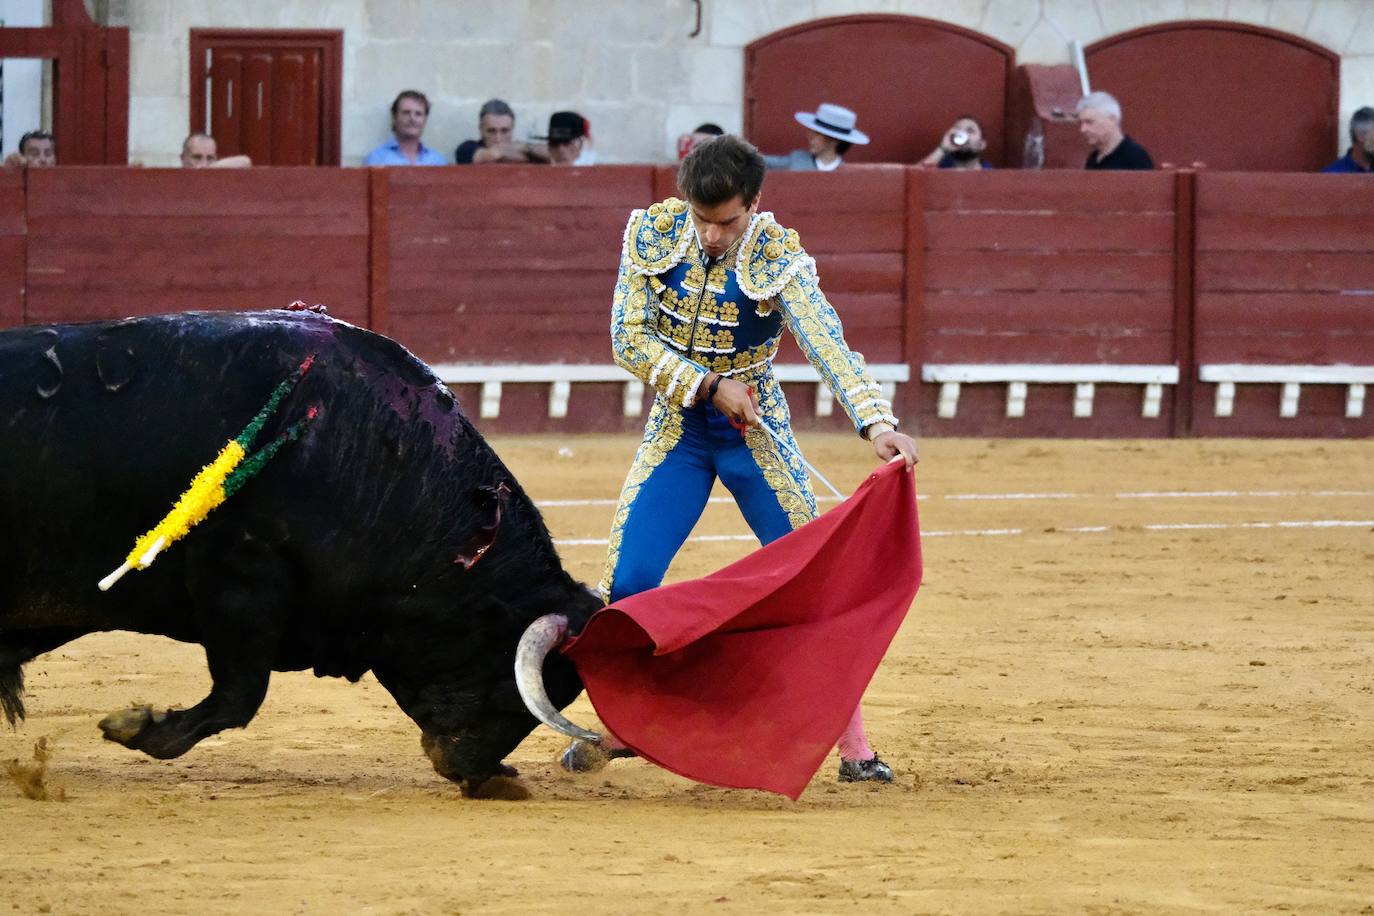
[1193,173,1374,437]
[382,165,655,433]
[919,170,1179,436]
[759,167,909,431]
[22,168,369,326]
[1,167,1368,439]
[0,171,24,329]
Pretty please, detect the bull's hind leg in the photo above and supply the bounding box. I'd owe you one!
[100,546,285,759]
[1,627,89,726]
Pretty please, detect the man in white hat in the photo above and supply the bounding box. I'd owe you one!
[763,102,870,171]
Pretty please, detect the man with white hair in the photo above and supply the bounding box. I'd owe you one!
[1076,91,1153,170]
[1321,106,1373,173]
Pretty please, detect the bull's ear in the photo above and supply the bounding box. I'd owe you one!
[455,481,511,569]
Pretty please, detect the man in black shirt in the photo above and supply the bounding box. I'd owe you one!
[453,98,549,164]
[1077,91,1154,170]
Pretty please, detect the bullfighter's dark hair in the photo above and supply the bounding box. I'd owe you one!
[677,134,765,208]
[390,90,431,117]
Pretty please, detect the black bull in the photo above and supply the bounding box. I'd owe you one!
[0,310,600,796]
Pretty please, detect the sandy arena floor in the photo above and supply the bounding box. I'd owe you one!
[3,436,1372,914]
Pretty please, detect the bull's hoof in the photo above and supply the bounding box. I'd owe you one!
[462,775,531,801]
[558,738,610,773]
[98,705,167,747]
[558,739,636,774]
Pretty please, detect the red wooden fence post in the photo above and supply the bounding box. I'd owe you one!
[1171,169,1197,437]
[367,168,390,335]
[902,166,927,426]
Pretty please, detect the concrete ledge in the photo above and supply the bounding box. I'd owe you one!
[431,362,911,420]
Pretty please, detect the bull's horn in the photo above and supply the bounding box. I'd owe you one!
[514,614,602,743]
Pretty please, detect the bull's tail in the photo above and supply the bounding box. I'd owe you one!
[0,661,24,726]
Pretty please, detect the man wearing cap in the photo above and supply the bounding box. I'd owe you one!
[763,102,869,171]
[539,111,595,165]
[560,134,918,784]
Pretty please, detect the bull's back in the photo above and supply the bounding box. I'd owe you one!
[0,311,424,633]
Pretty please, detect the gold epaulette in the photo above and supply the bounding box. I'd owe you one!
[623,197,691,276]
[734,212,814,301]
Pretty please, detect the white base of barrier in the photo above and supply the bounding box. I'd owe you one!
[1199,365,1374,419]
[920,364,1179,420]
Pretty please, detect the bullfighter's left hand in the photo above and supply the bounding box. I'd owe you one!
[872,430,918,469]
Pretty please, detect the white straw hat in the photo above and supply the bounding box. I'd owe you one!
[794,103,870,145]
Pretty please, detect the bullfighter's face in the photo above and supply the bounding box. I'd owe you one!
[689,194,758,260]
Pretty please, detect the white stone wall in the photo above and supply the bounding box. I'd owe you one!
[111,0,1371,166]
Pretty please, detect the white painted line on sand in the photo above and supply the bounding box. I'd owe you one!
[537,489,1374,508]
[553,519,1373,547]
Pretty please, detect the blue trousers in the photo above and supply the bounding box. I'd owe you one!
[599,390,817,604]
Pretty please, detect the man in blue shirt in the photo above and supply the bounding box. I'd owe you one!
[1321,107,1373,173]
[363,91,447,166]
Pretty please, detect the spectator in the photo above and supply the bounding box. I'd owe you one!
[919,116,991,170]
[538,111,595,165]
[454,98,548,164]
[1321,106,1373,173]
[677,122,724,160]
[4,130,56,168]
[363,90,446,166]
[1077,91,1153,170]
[762,103,868,171]
[180,133,252,169]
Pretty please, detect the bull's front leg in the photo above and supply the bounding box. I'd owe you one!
[100,539,284,759]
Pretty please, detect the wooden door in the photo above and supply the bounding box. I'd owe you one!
[190,30,341,166]
[1086,22,1339,172]
[746,15,1014,166]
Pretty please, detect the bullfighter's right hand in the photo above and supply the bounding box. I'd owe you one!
[709,374,760,426]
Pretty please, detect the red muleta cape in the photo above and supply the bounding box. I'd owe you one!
[562,459,922,799]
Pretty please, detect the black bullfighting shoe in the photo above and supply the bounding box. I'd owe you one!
[558,738,637,773]
[838,754,894,783]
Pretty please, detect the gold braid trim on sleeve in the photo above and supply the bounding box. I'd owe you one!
[777,265,898,434]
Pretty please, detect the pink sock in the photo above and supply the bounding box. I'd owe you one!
[836,704,873,761]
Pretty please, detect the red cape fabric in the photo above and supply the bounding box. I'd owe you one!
[562,459,922,799]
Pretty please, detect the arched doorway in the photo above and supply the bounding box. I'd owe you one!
[745,15,1013,166]
[1085,21,1339,172]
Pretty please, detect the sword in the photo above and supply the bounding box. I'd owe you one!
[753,420,846,501]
